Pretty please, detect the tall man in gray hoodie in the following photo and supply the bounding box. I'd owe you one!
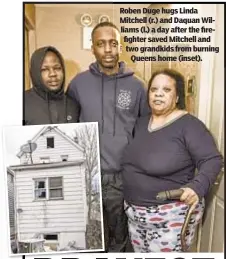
[67,22,150,252]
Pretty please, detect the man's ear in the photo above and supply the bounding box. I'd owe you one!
[91,45,94,54]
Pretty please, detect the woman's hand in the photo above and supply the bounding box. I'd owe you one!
[180,187,199,211]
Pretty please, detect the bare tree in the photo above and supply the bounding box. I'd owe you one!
[73,124,100,224]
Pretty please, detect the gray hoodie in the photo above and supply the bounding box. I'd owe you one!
[67,61,150,173]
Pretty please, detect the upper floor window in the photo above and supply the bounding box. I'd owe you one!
[47,137,54,148]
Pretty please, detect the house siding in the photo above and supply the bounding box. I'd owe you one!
[15,164,87,248]
[20,128,83,164]
[7,172,15,238]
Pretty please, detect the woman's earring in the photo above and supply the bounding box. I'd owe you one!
[176,97,179,103]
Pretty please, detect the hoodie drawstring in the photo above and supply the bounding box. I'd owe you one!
[47,92,65,124]
[47,92,53,124]
[101,74,104,133]
[101,74,117,136]
[113,77,117,137]
[64,95,68,123]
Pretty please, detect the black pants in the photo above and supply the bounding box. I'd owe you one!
[101,172,132,252]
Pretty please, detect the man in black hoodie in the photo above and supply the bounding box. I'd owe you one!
[67,22,150,252]
[24,46,79,125]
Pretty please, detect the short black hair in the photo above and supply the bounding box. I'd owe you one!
[147,68,186,110]
[91,22,120,42]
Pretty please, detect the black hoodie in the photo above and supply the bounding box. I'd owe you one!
[24,46,79,125]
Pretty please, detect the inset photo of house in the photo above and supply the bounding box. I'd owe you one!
[3,122,104,255]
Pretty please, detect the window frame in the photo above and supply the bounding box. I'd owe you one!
[46,137,54,149]
[43,234,58,241]
[48,176,64,200]
[33,178,47,200]
[33,177,63,201]
[41,233,59,245]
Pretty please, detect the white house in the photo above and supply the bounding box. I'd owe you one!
[8,126,87,251]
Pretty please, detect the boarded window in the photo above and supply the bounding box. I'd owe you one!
[47,137,54,148]
[49,177,63,199]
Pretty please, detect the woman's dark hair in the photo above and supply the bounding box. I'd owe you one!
[147,68,186,109]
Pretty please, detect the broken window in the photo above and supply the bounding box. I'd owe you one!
[46,137,54,148]
[34,179,46,199]
[34,177,63,200]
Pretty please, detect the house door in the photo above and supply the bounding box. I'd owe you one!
[198,4,224,252]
